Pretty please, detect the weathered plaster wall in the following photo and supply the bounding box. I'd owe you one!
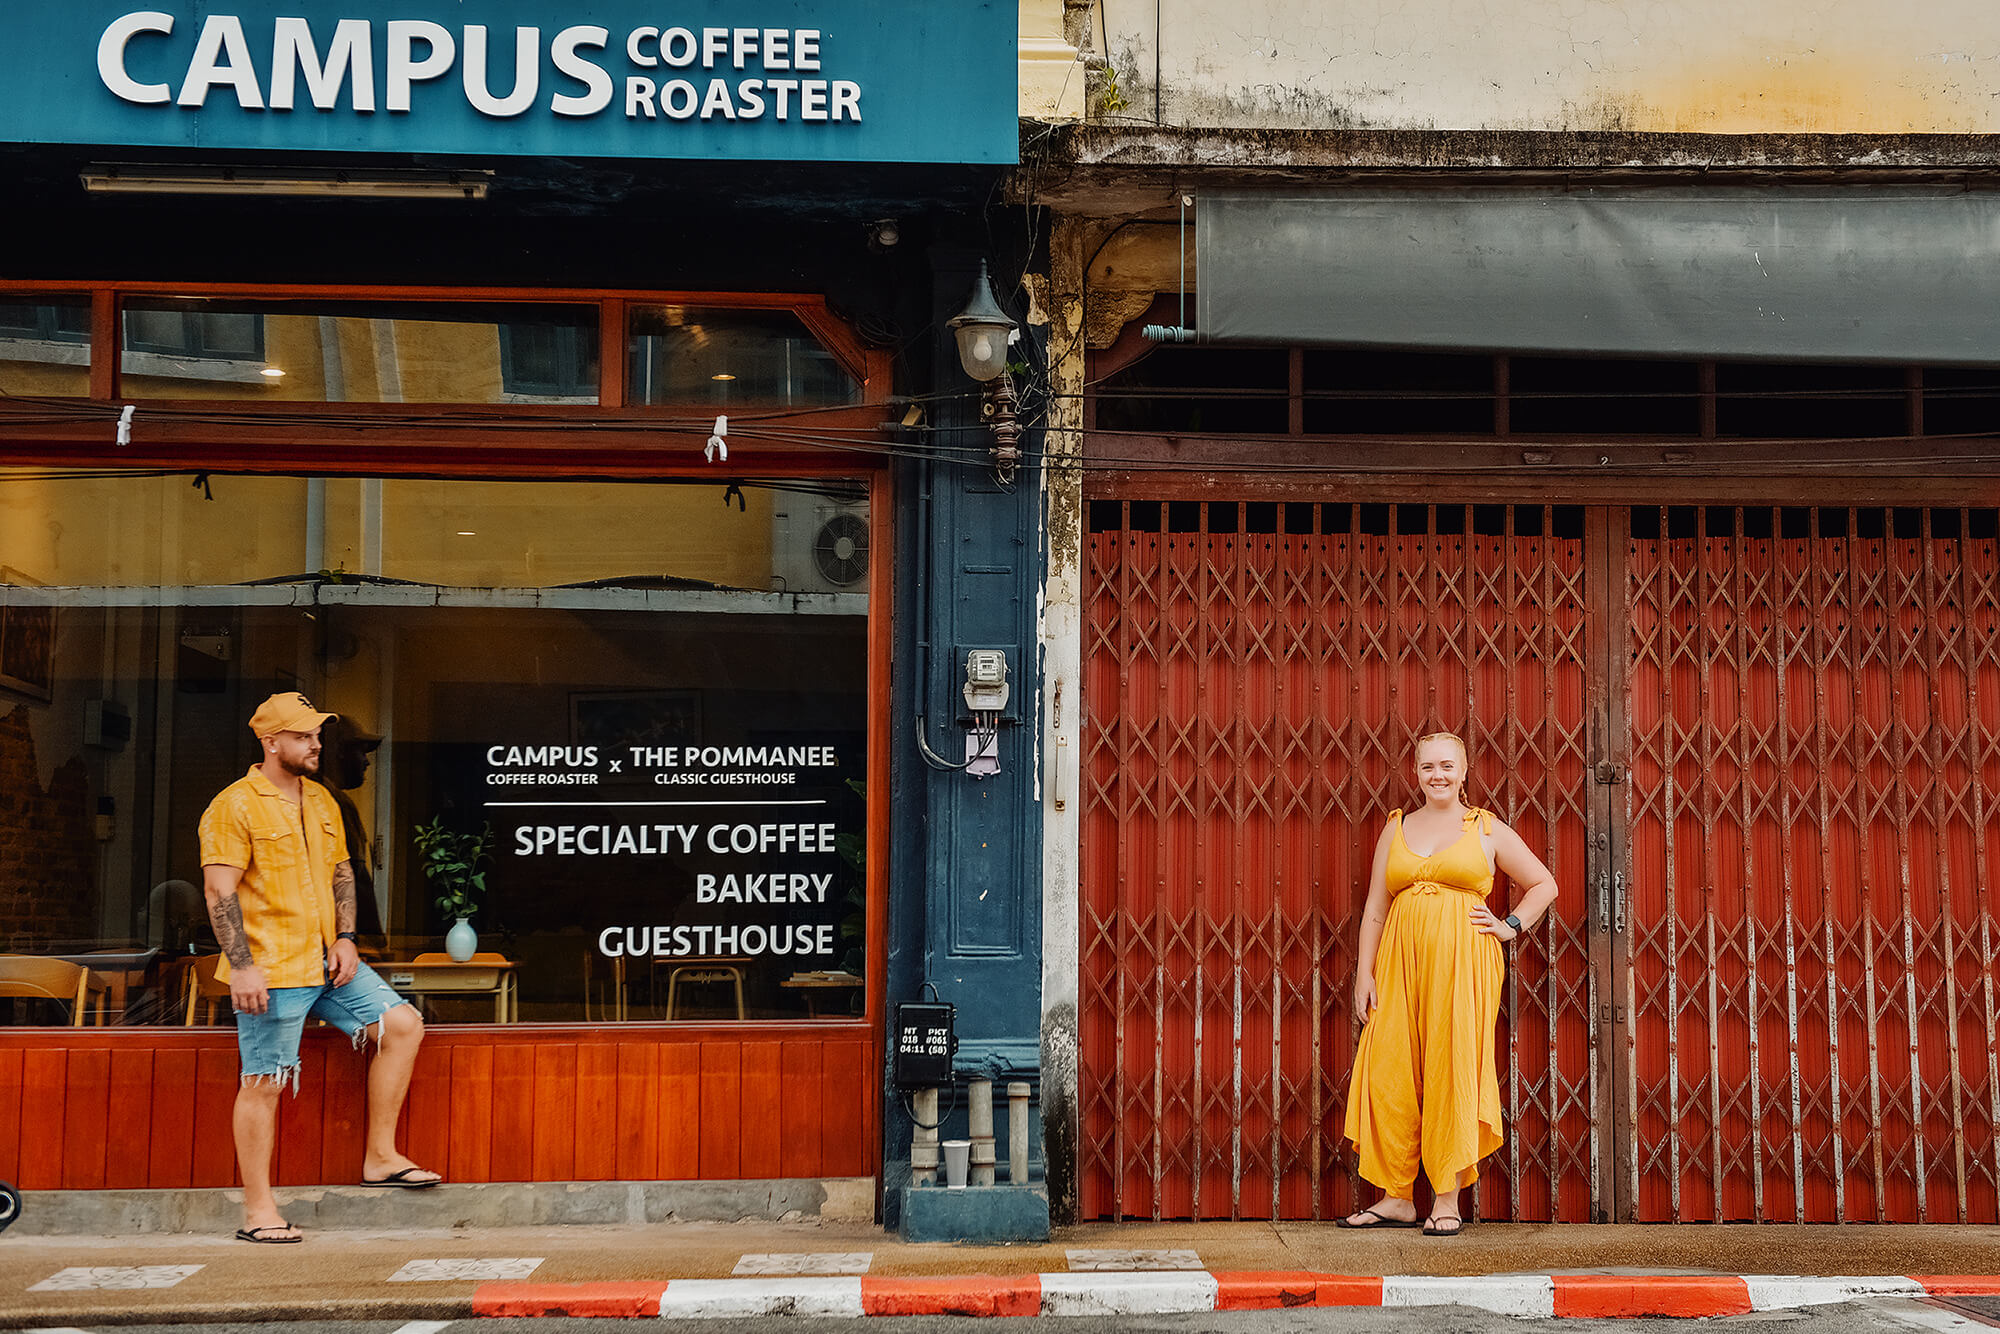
[1098,0,2000,133]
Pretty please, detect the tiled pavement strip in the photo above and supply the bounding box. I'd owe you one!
[2,1223,1998,1322]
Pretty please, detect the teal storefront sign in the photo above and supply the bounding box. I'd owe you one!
[0,2,1016,164]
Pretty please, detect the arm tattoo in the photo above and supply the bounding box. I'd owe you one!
[209,893,255,970]
[332,860,357,934]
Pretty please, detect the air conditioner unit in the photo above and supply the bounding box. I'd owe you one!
[771,498,870,594]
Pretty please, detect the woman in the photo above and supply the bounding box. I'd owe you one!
[1338,730,1558,1237]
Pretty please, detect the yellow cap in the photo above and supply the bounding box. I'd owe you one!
[248,691,335,738]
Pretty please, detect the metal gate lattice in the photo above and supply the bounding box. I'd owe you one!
[1080,501,1596,1221]
[1624,506,2000,1223]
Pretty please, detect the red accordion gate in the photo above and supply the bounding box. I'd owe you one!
[1623,506,2000,1223]
[1080,501,1601,1222]
[1081,499,2000,1223]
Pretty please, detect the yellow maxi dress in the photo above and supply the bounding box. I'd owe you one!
[1342,807,1505,1193]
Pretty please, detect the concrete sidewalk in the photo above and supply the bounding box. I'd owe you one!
[2,1206,1998,1324]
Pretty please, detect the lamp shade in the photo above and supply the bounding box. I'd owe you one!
[948,260,1016,382]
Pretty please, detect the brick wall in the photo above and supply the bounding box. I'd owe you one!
[0,707,95,943]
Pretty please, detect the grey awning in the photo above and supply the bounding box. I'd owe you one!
[1196,190,2000,365]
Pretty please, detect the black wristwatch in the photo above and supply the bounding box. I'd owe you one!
[336,931,358,943]
[1503,913,1523,936]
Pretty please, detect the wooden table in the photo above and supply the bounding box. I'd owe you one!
[382,960,517,1023]
[779,971,864,1018]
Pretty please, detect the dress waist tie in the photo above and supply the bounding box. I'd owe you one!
[1402,879,1482,897]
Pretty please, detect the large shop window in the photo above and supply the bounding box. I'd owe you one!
[0,471,871,1027]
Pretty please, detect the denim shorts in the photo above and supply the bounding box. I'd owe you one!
[234,960,411,1089]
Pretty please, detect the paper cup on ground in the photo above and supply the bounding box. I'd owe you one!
[941,1138,971,1188]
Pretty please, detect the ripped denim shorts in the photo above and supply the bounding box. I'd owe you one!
[234,960,411,1090]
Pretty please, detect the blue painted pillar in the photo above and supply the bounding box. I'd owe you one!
[883,246,1045,1216]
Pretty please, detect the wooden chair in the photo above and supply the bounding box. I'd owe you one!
[664,959,747,1022]
[182,953,231,1025]
[0,956,96,1026]
[581,949,617,1022]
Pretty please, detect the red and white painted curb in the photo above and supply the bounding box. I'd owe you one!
[472,1272,2000,1319]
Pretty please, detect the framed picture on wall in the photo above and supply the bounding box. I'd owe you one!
[0,567,54,704]
[569,689,702,750]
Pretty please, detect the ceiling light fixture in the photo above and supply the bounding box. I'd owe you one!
[260,367,285,378]
[711,373,737,381]
[81,164,493,199]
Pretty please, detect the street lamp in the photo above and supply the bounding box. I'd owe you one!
[947,261,1022,482]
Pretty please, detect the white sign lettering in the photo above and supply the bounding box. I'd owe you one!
[97,13,863,124]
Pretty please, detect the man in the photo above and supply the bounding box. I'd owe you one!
[319,715,387,953]
[199,691,440,1245]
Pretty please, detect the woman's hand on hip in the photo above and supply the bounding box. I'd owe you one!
[1470,903,1518,941]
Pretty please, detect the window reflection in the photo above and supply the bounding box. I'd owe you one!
[0,297,91,397]
[0,473,870,593]
[0,473,869,1027]
[628,306,859,406]
[116,299,598,403]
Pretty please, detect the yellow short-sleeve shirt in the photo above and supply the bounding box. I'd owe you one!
[198,766,349,989]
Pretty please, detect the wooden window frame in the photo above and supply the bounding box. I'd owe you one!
[0,280,893,480]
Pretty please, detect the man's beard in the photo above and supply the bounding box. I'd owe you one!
[278,752,319,778]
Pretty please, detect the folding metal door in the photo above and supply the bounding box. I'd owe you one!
[1622,506,2000,1223]
[1080,501,1601,1221]
[1081,499,2000,1223]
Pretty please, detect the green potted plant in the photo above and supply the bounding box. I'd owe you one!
[413,815,492,961]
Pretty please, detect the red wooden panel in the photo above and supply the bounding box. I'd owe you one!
[698,1042,741,1179]
[1081,500,1596,1221]
[614,1041,660,1181]
[192,1046,240,1186]
[147,1047,197,1188]
[275,1043,327,1187]
[779,1040,824,1179]
[319,1038,368,1186]
[0,1048,23,1181]
[0,1026,875,1190]
[532,1044,578,1181]
[658,1043,700,1179]
[489,1044,537,1182]
[574,1043,618,1180]
[446,1043,494,1183]
[17,1050,65,1190]
[60,1047,109,1190]
[401,1036,452,1181]
[738,1041,783,1179]
[822,1038,868,1178]
[104,1047,155,1189]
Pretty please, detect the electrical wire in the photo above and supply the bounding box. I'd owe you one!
[900,1083,959,1131]
[12,383,2000,477]
[914,710,1000,772]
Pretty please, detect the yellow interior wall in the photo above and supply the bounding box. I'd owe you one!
[0,472,311,587]
[115,312,526,403]
[0,360,90,396]
[1,472,786,591]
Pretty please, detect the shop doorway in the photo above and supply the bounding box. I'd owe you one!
[1079,499,2000,1224]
